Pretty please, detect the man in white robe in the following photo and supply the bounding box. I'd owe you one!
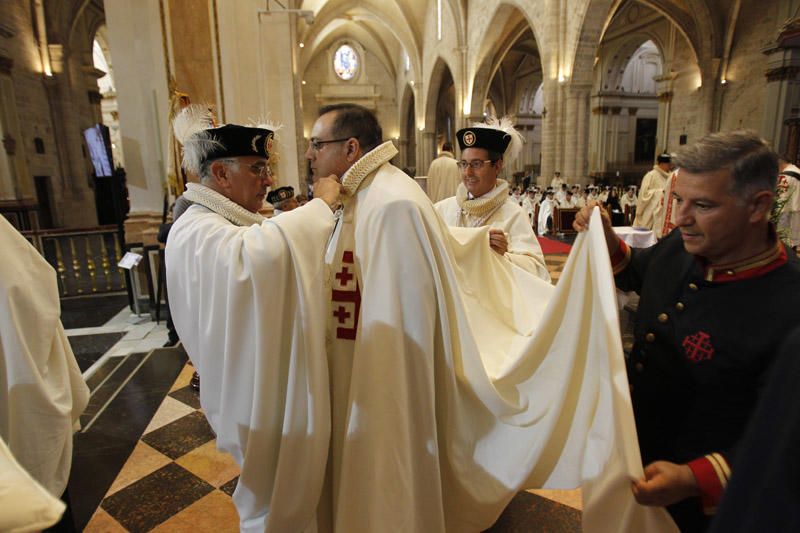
[621,185,639,226]
[550,170,564,190]
[633,153,672,230]
[538,190,557,236]
[0,215,89,524]
[522,188,537,225]
[777,156,800,248]
[555,183,568,204]
[560,190,578,208]
[306,103,676,533]
[426,142,461,203]
[434,119,550,281]
[166,113,341,532]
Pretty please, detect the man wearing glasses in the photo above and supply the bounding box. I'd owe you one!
[165,110,341,532]
[434,120,550,281]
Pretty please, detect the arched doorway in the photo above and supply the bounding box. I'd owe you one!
[590,0,673,184]
[434,67,455,151]
[401,83,417,173]
[476,21,543,180]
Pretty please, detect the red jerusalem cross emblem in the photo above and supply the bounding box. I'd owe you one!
[463,131,476,146]
[682,331,714,363]
[331,250,361,340]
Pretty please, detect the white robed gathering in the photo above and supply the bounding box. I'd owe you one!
[166,138,677,532]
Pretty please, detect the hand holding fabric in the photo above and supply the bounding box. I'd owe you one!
[632,461,699,507]
[488,228,509,255]
[574,202,623,257]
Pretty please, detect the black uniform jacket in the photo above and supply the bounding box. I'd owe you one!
[614,229,800,530]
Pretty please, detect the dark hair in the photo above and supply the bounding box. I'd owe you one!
[441,142,453,152]
[318,103,382,152]
[673,130,778,199]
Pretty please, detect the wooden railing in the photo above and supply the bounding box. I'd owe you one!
[22,226,128,297]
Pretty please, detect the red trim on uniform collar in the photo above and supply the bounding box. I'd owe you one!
[701,228,786,282]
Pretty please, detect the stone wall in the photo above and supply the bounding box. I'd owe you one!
[2,1,55,201]
[301,43,398,149]
[718,0,778,132]
[665,36,704,150]
[1,0,102,227]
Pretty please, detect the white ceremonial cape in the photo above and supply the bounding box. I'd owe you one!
[435,184,550,282]
[522,196,536,223]
[426,152,462,203]
[166,194,336,533]
[633,166,669,230]
[538,198,556,236]
[0,216,89,497]
[324,141,676,532]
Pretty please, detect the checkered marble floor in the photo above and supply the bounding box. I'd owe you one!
[545,253,569,284]
[82,254,578,532]
[84,363,241,532]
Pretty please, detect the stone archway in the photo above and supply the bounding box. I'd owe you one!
[399,83,417,173]
[434,67,455,150]
[422,57,457,172]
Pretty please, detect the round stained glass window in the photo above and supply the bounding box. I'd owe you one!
[333,44,359,81]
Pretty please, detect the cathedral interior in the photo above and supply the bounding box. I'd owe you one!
[2,0,800,531]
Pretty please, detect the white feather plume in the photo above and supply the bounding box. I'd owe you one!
[471,114,525,165]
[246,115,283,134]
[173,105,220,175]
[173,104,215,144]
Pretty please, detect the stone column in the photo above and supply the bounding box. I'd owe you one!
[396,139,408,169]
[761,47,800,152]
[0,56,26,200]
[609,107,622,170]
[105,0,171,215]
[539,78,559,184]
[575,88,590,185]
[564,83,591,183]
[418,130,436,175]
[563,88,579,180]
[654,74,675,153]
[627,107,638,164]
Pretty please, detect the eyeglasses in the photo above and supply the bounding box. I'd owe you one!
[248,163,272,178]
[308,138,350,151]
[457,160,495,170]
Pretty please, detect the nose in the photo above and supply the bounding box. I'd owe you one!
[674,201,692,226]
[304,145,314,160]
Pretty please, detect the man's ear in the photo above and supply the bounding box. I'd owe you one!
[210,161,229,188]
[749,189,774,223]
[496,158,504,172]
[345,138,362,163]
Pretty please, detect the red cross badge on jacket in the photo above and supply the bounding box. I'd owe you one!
[682,331,714,363]
[331,250,360,340]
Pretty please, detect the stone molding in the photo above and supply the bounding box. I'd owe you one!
[766,65,800,82]
[657,91,674,103]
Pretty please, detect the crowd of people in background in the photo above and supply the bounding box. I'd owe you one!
[503,176,639,236]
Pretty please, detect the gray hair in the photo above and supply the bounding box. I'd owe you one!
[199,158,239,184]
[672,130,778,200]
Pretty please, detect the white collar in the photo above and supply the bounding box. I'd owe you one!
[182,183,265,226]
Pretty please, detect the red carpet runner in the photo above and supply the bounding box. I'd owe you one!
[537,236,572,254]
